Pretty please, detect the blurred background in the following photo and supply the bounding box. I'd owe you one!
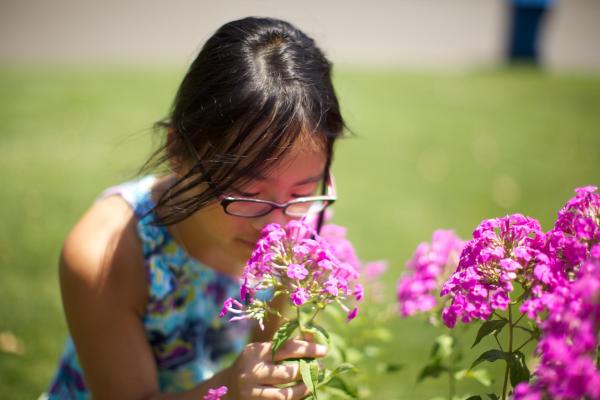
[1,0,599,398]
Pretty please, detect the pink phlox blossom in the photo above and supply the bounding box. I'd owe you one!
[397,230,464,318]
[441,215,545,328]
[353,283,364,301]
[291,287,310,306]
[515,251,600,400]
[287,263,309,280]
[521,186,599,321]
[319,224,361,271]
[363,260,388,280]
[203,386,228,400]
[224,219,363,329]
[219,297,244,318]
[346,307,358,321]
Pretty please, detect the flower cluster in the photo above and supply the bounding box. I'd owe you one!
[220,219,363,328]
[440,214,545,328]
[203,385,228,400]
[514,246,600,400]
[521,185,600,321]
[397,230,464,317]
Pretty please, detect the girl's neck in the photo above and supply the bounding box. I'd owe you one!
[151,174,242,279]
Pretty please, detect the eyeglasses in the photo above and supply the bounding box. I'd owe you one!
[220,174,336,218]
[176,129,336,221]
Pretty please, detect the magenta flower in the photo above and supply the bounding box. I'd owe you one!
[521,186,600,321]
[397,230,464,318]
[291,287,310,306]
[203,386,228,400]
[515,248,600,400]
[440,215,545,328]
[363,261,387,280]
[346,307,358,321]
[287,263,309,280]
[222,219,362,329]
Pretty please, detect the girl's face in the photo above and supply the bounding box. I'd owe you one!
[183,146,328,274]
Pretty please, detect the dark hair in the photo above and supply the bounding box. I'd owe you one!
[144,17,346,225]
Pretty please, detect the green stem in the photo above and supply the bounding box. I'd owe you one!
[297,307,306,339]
[501,306,514,400]
[514,336,535,353]
[447,331,457,400]
[449,369,455,400]
[493,310,508,321]
[513,312,525,327]
[305,308,321,327]
[494,334,504,352]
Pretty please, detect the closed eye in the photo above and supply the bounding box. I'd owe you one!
[231,188,260,198]
[291,193,317,198]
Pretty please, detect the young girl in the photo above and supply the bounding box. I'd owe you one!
[47,17,345,400]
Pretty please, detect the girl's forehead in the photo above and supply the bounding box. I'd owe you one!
[253,147,327,185]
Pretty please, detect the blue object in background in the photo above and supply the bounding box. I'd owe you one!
[508,0,556,63]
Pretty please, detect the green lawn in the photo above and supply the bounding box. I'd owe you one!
[1,65,599,399]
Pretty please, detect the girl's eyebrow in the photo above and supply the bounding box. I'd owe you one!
[293,173,325,186]
[255,172,325,186]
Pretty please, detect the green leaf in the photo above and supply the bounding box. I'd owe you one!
[304,324,330,346]
[471,320,508,348]
[318,363,357,387]
[487,394,500,400]
[470,350,510,370]
[455,368,492,387]
[323,376,358,399]
[430,334,455,361]
[465,396,483,400]
[508,351,530,387]
[300,359,320,398]
[417,362,447,382]
[376,362,404,373]
[271,320,299,359]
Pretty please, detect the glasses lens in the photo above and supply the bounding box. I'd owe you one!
[225,200,273,217]
[285,200,328,217]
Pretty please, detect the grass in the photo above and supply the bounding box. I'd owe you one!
[0,64,599,399]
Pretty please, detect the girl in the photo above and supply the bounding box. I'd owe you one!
[47,16,346,400]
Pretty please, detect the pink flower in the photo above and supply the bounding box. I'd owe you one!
[363,260,388,280]
[291,287,310,306]
[346,307,358,321]
[354,284,364,301]
[223,219,363,329]
[287,263,309,280]
[398,230,464,318]
[515,247,600,400]
[441,215,545,328]
[203,386,228,400]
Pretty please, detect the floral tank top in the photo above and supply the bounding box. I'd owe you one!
[47,175,249,399]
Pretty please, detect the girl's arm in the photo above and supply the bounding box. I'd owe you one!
[60,196,322,400]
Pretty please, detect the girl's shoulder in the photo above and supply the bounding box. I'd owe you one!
[59,188,148,315]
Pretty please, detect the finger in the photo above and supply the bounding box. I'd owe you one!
[272,340,327,362]
[250,383,310,400]
[253,362,300,385]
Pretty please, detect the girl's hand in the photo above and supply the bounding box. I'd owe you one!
[228,339,327,399]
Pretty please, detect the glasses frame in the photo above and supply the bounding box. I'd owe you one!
[220,174,337,218]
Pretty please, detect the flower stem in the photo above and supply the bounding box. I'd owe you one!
[501,305,514,400]
[297,307,307,340]
[448,332,457,400]
[306,308,321,326]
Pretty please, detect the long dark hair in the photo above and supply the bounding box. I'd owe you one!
[143,17,347,225]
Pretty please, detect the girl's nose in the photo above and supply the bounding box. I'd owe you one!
[250,208,291,231]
